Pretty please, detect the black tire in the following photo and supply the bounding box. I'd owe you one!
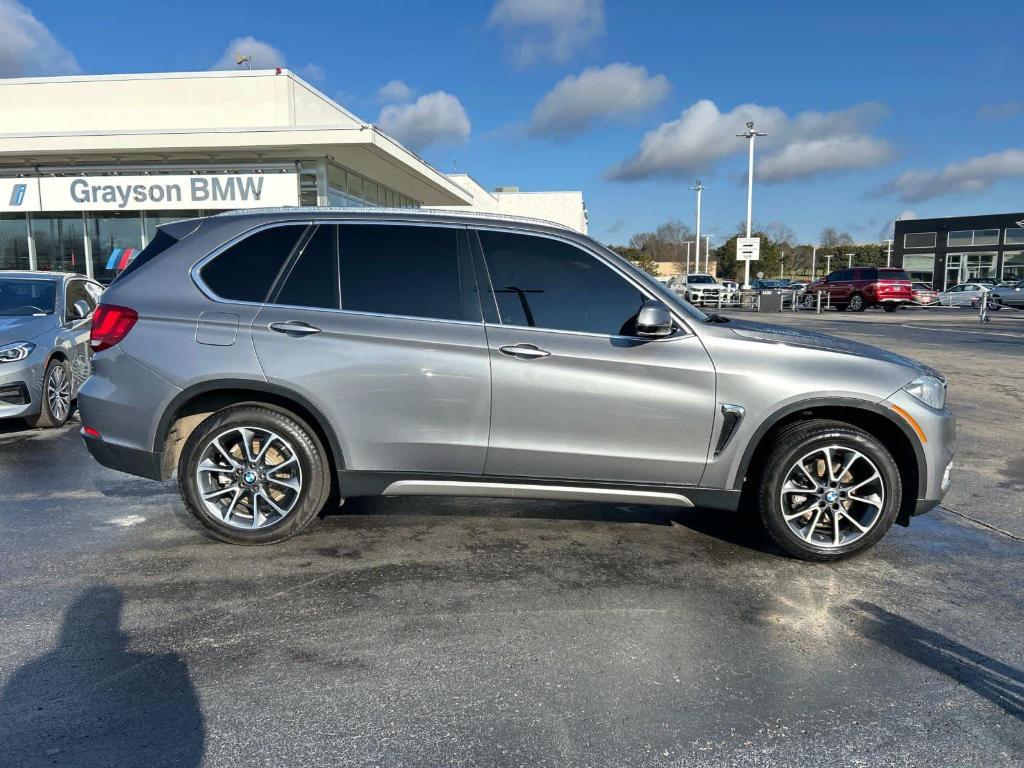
[757,419,902,561]
[848,293,866,312]
[24,358,75,429]
[883,303,898,313]
[177,405,332,544]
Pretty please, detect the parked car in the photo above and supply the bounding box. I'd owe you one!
[674,273,732,306]
[79,209,954,561]
[750,279,791,292]
[990,280,1024,308]
[0,271,103,428]
[805,267,913,312]
[788,282,809,293]
[721,280,740,293]
[911,282,939,306]
[937,282,999,309]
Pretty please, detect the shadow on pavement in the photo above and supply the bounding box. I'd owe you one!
[0,585,205,767]
[853,601,1024,721]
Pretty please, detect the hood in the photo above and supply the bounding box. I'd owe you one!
[725,318,940,379]
[0,314,58,343]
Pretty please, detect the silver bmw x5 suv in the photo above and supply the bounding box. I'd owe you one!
[79,209,954,560]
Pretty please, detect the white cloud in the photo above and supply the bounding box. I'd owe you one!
[377,79,414,104]
[879,209,917,241]
[378,92,471,151]
[488,0,605,66]
[757,136,893,182]
[529,63,670,137]
[211,36,286,70]
[299,63,325,83]
[0,0,79,77]
[978,100,1024,120]
[878,149,1024,202]
[607,99,892,183]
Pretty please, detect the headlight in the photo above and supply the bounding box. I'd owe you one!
[902,374,946,410]
[0,341,36,363]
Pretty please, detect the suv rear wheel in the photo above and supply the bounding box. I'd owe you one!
[177,405,332,544]
[758,420,901,561]
[848,293,866,312]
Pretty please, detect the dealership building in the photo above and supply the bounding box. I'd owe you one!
[0,69,586,280]
[894,212,1024,289]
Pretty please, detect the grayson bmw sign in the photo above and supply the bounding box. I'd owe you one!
[0,172,299,212]
[63,174,294,209]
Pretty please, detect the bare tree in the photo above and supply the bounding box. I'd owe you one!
[819,227,854,248]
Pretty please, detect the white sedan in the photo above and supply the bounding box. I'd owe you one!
[938,282,997,308]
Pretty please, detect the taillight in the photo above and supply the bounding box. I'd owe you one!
[90,304,138,352]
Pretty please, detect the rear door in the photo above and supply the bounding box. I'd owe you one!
[253,222,491,474]
[473,228,716,486]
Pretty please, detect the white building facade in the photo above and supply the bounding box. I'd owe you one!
[0,69,585,280]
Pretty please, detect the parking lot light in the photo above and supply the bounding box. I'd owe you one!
[737,122,766,289]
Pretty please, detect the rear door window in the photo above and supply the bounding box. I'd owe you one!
[338,224,464,321]
[477,229,645,336]
[201,225,306,303]
[274,226,339,310]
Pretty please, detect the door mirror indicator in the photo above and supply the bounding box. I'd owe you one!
[635,300,674,337]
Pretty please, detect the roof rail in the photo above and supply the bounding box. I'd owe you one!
[210,206,576,232]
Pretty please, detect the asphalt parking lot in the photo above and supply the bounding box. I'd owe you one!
[1,308,1022,767]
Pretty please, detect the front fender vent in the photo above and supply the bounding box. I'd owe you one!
[714,404,746,457]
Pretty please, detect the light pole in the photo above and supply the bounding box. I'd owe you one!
[737,121,766,289]
[811,246,817,281]
[825,254,833,274]
[885,238,893,267]
[684,240,693,275]
[780,251,785,280]
[704,234,713,274]
[692,180,704,273]
[846,253,854,268]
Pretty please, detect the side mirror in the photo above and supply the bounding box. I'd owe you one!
[635,299,674,338]
[72,299,92,320]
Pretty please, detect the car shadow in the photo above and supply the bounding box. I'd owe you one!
[332,495,775,555]
[0,585,205,767]
[851,600,1024,721]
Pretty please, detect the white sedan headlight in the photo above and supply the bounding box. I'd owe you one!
[0,341,36,363]
[902,374,946,410]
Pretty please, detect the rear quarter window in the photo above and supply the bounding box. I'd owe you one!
[201,225,306,303]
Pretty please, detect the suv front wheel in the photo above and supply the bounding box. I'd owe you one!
[758,420,901,561]
[178,405,332,544]
[848,293,866,312]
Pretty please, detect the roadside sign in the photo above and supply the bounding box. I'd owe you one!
[737,237,761,261]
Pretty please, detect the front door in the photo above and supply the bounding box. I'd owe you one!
[253,222,491,474]
[473,229,716,486]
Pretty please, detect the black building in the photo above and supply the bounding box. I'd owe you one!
[893,212,1024,290]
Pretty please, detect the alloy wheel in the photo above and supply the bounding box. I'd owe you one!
[46,364,71,423]
[849,295,864,311]
[194,426,303,530]
[779,445,885,549]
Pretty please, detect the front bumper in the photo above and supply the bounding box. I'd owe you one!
[0,351,44,420]
[886,389,955,516]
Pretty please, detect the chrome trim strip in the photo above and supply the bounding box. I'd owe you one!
[381,480,694,507]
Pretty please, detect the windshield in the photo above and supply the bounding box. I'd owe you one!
[688,275,717,284]
[0,278,57,316]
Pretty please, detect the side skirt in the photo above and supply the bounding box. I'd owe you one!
[337,470,741,512]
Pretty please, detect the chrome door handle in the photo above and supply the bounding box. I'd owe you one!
[268,320,321,337]
[499,343,550,360]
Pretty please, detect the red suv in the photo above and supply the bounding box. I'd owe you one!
[806,267,913,312]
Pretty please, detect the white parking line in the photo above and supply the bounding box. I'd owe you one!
[900,323,1024,338]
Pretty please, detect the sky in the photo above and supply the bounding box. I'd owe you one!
[3,0,1023,246]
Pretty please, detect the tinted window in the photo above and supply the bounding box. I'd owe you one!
[878,270,911,281]
[478,230,645,335]
[275,226,338,310]
[0,279,56,315]
[904,232,936,248]
[113,229,178,284]
[859,269,877,280]
[201,225,305,303]
[339,224,463,320]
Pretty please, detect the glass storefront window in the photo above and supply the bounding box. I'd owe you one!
[974,229,999,246]
[903,232,935,248]
[947,231,973,247]
[0,214,31,271]
[944,254,961,291]
[86,211,143,280]
[32,213,88,275]
[1005,228,1024,245]
[1003,251,1024,281]
[903,254,934,285]
[945,252,997,288]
